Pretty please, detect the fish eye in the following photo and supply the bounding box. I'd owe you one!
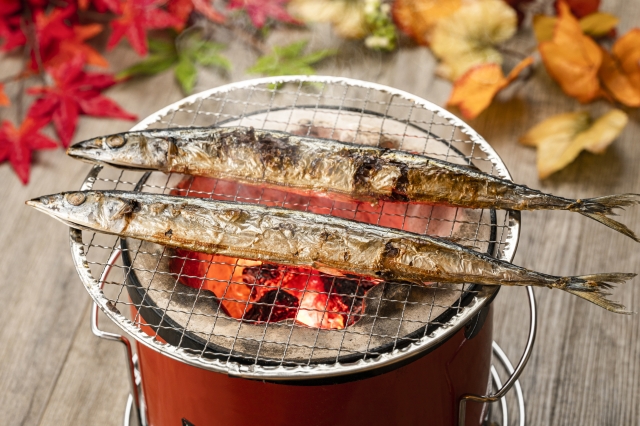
[65,192,87,206]
[105,134,126,148]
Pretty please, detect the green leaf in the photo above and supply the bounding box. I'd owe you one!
[148,38,177,55]
[117,37,179,79]
[248,40,337,78]
[175,56,198,94]
[117,54,178,79]
[192,41,231,71]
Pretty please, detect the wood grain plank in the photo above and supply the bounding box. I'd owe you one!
[37,306,131,426]
[0,2,638,424]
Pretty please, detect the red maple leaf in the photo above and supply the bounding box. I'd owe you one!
[79,0,122,13]
[27,55,137,148]
[227,0,299,28]
[0,117,58,184]
[5,6,106,70]
[168,0,225,29]
[41,23,108,70]
[108,0,183,56]
[0,2,26,51]
[0,1,20,19]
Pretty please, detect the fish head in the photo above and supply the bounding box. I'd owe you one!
[67,131,174,171]
[26,191,139,234]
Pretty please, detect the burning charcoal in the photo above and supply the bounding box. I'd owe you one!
[243,263,281,284]
[326,275,377,324]
[243,289,299,323]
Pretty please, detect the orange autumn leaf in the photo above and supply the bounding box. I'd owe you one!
[600,28,640,107]
[539,0,602,103]
[448,57,533,120]
[612,29,640,84]
[599,48,640,107]
[597,29,640,107]
[0,84,9,106]
[520,110,627,179]
[392,0,461,45]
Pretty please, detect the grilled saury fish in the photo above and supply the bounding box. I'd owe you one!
[27,190,636,313]
[67,126,640,241]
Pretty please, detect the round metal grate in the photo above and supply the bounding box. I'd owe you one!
[70,76,520,380]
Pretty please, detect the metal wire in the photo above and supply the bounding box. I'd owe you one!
[70,76,519,379]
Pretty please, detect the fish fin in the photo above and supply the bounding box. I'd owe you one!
[574,194,640,242]
[559,273,637,314]
[579,212,640,242]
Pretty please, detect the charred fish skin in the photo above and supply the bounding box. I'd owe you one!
[67,126,640,241]
[27,190,636,313]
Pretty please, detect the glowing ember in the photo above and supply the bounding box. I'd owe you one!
[169,175,460,329]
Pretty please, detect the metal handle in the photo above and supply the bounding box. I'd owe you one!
[91,249,145,426]
[458,286,537,426]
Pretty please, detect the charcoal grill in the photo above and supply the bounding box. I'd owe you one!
[69,76,535,426]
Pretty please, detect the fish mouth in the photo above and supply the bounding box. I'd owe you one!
[26,198,85,229]
[67,141,156,171]
[67,140,105,163]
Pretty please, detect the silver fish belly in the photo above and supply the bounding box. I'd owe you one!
[67,126,640,241]
[27,191,636,313]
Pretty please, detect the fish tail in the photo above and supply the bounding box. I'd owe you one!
[570,194,640,242]
[555,273,637,314]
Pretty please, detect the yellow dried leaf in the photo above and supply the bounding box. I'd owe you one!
[430,0,517,80]
[534,12,618,43]
[519,111,590,147]
[533,15,556,43]
[448,57,533,120]
[288,0,367,39]
[580,109,628,154]
[579,12,619,38]
[392,0,461,45]
[521,110,628,179]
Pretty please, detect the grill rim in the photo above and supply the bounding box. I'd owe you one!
[68,75,521,380]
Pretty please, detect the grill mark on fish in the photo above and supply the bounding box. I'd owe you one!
[67,126,640,241]
[27,191,637,314]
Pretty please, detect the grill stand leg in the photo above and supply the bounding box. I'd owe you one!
[122,354,145,426]
[461,286,536,426]
[484,341,527,426]
[90,249,148,426]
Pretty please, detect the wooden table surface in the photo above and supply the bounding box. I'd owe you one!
[1,1,639,424]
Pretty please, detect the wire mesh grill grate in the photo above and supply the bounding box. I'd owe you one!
[70,76,519,378]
